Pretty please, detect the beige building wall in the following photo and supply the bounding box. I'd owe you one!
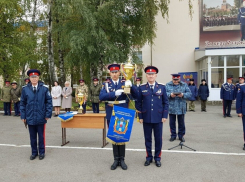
[142,0,200,84]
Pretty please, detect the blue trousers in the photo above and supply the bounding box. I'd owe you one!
[3,102,11,115]
[242,116,245,143]
[169,114,186,139]
[223,100,232,116]
[92,103,99,113]
[143,122,163,161]
[241,25,245,41]
[28,124,46,156]
[14,102,20,115]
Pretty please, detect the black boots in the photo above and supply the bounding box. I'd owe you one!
[111,144,127,170]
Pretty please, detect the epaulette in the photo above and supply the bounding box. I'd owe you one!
[22,85,26,88]
[140,83,147,86]
[43,85,49,88]
[158,83,165,85]
[240,83,245,86]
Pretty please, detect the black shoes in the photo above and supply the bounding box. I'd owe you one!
[169,137,176,142]
[111,159,119,170]
[223,115,226,118]
[179,137,185,142]
[120,157,127,170]
[39,154,45,160]
[155,161,161,167]
[30,155,37,160]
[243,145,245,151]
[144,160,152,166]
[226,115,232,118]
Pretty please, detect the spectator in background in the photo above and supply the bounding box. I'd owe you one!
[198,79,209,112]
[89,78,101,113]
[10,81,22,116]
[51,81,62,116]
[1,81,11,116]
[61,81,73,112]
[188,79,198,112]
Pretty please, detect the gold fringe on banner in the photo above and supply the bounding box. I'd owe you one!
[57,116,74,122]
[106,137,128,145]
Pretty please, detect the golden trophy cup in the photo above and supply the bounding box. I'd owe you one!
[121,60,137,94]
[77,91,85,114]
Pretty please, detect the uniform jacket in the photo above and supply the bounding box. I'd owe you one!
[236,83,245,115]
[10,86,22,103]
[235,83,241,99]
[1,86,11,102]
[198,84,209,101]
[188,84,198,101]
[89,84,101,103]
[99,79,138,120]
[75,84,88,100]
[20,81,53,125]
[238,7,245,25]
[136,82,169,123]
[220,82,236,101]
[166,81,192,115]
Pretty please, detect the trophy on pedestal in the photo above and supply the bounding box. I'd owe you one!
[121,60,137,94]
[77,91,85,114]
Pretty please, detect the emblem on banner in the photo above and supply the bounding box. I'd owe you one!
[114,117,129,134]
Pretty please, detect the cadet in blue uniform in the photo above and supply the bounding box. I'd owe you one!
[238,1,245,41]
[166,74,192,142]
[135,77,141,91]
[99,64,138,170]
[236,82,245,150]
[235,77,244,99]
[220,77,236,118]
[20,69,53,160]
[136,66,169,167]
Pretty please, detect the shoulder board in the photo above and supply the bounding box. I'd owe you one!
[22,85,26,88]
[140,83,147,86]
[240,83,245,86]
[158,83,165,85]
[43,85,49,88]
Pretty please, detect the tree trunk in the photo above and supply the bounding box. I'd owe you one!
[31,0,37,30]
[80,66,83,79]
[97,56,103,83]
[47,0,57,85]
[58,46,65,87]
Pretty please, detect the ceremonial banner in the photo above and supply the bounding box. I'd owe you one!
[107,106,136,145]
[58,112,76,122]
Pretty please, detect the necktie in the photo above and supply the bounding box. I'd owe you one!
[150,85,153,92]
[115,82,118,89]
[65,88,67,91]
[34,87,36,93]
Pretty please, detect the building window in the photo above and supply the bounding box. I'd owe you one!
[227,68,239,84]
[211,68,224,88]
[227,55,239,66]
[242,55,245,67]
[211,56,224,67]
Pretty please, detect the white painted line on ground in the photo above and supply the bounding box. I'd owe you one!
[1,143,245,156]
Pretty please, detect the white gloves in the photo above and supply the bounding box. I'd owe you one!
[115,89,124,96]
[125,80,132,87]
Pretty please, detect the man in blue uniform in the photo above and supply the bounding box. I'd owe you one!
[20,69,53,160]
[235,77,244,98]
[238,1,245,41]
[220,77,236,118]
[136,66,169,167]
[236,82,245,150]
[166,74,191,143]
[99,64,138,170]
[135,77,141,90]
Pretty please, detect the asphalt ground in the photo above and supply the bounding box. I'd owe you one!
[0,102,245,182]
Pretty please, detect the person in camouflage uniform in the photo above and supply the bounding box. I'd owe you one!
[75,79,88,113]
[1,81,12,116]
[10,81,22,116]
[89,78,101,113]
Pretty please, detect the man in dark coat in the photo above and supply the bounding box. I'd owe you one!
[188,79,198,111]
[20,69,53,160]
[1,81,11,116]
[10,81,22,116]
[198,79,209,112]
[89,78,101,113]
[220,77,236,118]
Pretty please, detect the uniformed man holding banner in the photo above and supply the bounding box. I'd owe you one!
[99,64,138,170]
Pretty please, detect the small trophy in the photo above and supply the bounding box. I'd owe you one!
[121,60,137,94]
[77,91,85,114]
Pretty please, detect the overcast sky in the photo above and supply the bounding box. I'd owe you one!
[204,0,234,8]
